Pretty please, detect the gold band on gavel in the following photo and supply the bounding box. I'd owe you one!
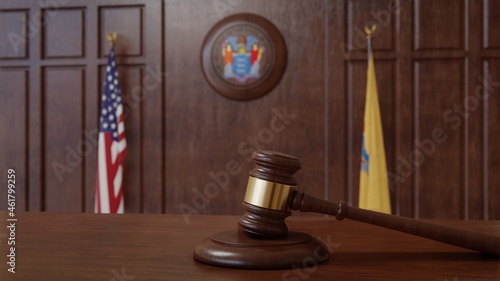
[243,176,297,211]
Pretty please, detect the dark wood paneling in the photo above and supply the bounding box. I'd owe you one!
[414,60,465,219]
[0,68,28,210]
[347,0,395,52]
[413,0,464,51]
[1,0,499,219]
[99,5,144,57]
[328,0,347,204]
[484,59,500,219]
[395,0,414,218]
[43,8,85,58]
[165,0,327,215]
[0,9,28,59]
[483,0,500,50]
[466,0,484,220]
[43,67,85,211]
[0,0,162,213]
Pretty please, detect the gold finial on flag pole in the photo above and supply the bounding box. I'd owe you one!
[106,32,118,46]
[364,24,377,40]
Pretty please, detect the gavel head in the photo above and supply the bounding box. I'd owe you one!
[238,150,301,238]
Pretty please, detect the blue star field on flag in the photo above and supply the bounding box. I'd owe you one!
[100,47,123,141]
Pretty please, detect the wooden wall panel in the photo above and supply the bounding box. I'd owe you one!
[483,0,500,50]
[43,67,85,211]
[414,60,464,219]
[328,0,347,205]
[347,0,395,52]
[99,6,143,57]
[43,8,85,58]
[477,3,498,223]
[0,0,162,213]
[0,68,28,210]
[413,0,464,51]
[0,9,29,59]
[466,0,485,220]
[1,0,499,219]
[484,59,500,219]
[393,0,414,218]
[165,0,327,215]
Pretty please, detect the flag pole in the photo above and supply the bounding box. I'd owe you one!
[364,24,377,57]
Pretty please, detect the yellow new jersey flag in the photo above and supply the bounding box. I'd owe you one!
[359,40,391,214]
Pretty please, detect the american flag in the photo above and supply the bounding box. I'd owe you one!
[95,47,127,213]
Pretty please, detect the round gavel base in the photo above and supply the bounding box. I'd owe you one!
[194,230,330,269]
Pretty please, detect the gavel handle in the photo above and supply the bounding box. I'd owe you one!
[290,191,500,256]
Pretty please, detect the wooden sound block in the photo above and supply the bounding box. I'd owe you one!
[193,230,330,269]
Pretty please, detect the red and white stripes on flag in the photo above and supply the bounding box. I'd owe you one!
[95,46,127,214]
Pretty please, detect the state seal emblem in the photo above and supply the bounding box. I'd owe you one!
[201,13,287,100]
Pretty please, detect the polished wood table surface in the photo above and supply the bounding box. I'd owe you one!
[0,212,499,280]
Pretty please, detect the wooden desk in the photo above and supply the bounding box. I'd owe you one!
[0,212,499,280]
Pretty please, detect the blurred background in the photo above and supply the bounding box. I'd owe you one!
[1,0,498,219]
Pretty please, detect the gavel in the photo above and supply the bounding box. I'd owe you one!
[238,150,500,256]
